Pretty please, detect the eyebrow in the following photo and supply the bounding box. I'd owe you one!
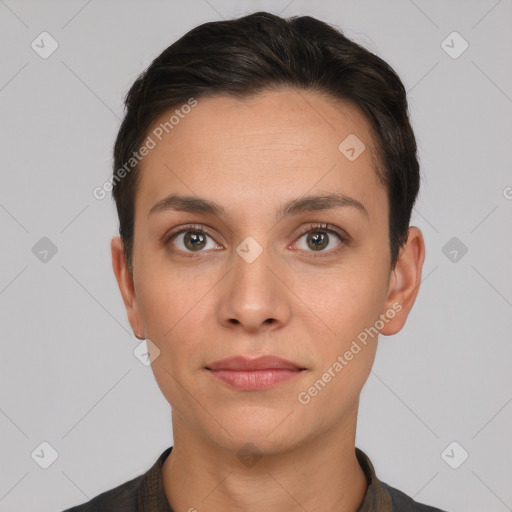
[148,192,368,220]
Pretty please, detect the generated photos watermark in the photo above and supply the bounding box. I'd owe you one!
[92,97,198,200]
[297,301,402,405]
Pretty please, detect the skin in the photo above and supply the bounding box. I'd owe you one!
[111,88,425,512]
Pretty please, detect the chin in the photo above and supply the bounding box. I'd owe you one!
[200,412,312,458]
[216,434,302,459]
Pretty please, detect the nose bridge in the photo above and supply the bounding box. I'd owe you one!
[232,235,277,303]
[219,234,291,329]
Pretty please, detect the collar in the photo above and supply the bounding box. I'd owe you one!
[137,445,393,512]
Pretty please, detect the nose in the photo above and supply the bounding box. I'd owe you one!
[217,241,292,333]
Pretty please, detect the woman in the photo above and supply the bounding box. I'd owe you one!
[64,11,445,512]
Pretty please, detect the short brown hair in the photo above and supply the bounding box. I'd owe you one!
[112,11,420,271]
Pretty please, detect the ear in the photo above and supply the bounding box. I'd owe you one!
[111,236,145,339]
[380,226,425,336]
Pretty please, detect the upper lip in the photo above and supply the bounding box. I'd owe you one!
[206,355,305,371]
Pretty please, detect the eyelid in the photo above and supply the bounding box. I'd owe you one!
[294,222,348,242]
[163,222,349,256]
[290,222,348,257]
[163,223,217,242]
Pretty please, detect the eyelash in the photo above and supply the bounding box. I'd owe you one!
[164,223,348,259]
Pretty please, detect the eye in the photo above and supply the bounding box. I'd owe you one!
[166,225,222,255]
[293,223,345,255]
[164,222,347,259]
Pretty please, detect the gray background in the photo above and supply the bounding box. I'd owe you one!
[1,1,511,511]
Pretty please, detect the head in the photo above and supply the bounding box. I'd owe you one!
[111,12,424,456]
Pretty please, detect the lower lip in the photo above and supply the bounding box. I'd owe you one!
[207,369,303,390]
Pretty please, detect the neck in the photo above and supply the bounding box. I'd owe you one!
[162,411,368,512]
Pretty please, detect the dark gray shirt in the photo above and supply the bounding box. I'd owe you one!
[62,446,447,511]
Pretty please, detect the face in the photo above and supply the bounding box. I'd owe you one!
[112,89,424,456]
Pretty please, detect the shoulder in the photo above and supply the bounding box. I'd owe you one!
[382,481,448,512]
[355,447,448,512]
[61,446,173,511]
[61,472,144,511]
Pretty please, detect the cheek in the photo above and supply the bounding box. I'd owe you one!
[293,275,384,417]
[136,266,214,367]
[135,271,206,407]
[297,263,388,345]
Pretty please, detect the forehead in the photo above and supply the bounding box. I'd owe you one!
[135,89,386,222]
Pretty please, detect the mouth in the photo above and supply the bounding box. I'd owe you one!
[205,355,306,390]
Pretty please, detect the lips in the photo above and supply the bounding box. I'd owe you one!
[205,356,306,390]
[206,355,305,371]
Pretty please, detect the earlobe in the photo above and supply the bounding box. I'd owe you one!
[111,236,144,338]
[380,227,425,336]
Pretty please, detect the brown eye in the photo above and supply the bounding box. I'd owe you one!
[306,231,329,251]
[183,231,207,251]
[168,229,220,253]
[294,226,344,255]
